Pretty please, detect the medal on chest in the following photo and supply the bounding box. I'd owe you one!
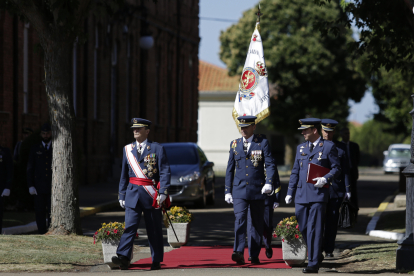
[317,152,322,161]
[144,153,157,177]
[250,150,262,167]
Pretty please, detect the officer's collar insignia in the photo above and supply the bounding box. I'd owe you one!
[319,142,323,147]
[132,143,135,148]
[133,119,138,124]
[147,146,150,150]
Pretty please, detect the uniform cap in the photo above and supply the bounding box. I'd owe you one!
[41,123,51,132]
[321,119,338,132]
[237,115,257,127]
[130,118,152,128]
[298,118,321,130]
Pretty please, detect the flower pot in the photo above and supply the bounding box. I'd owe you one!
[167,223,190,248]
[281,237,307,266]
[101,239,120,269]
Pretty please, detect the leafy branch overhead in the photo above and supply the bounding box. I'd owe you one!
[220,0,367,135]
[313,0,414,73]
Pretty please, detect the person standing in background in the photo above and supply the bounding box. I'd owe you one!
[340,127,360,217]
[27,123,52,234]
[13,128,33,161]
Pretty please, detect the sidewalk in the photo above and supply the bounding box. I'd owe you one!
[2,177,120,235]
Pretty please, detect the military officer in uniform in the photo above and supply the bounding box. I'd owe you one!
[320,119,351,258]
[285,118,340,273]
[27,123,53,234]
[0,145,13,234]
[112,118,171,270]
[248,173,281,261]
[225,115,278,265]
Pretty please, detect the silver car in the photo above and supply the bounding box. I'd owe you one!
[162,142,215,208]
[383,144,411,173]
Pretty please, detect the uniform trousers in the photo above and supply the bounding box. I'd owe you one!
[233,198,264,258]
[116,200,163,262]
[323,197,342,254]
[247,204,273,257]
[34,193,51,234]
[295,202,326,268]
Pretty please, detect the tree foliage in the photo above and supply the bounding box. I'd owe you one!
[220,0,367,135]
[313,0,414,73]
[348,120,408,166]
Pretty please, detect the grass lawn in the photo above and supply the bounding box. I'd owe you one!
[0,235,103,272]
[3,212,36,228]
[337,243,400,273]
[376,210,406,233]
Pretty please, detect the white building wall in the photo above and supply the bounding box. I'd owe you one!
[198,101,240,172]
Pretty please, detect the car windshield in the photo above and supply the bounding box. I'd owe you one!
[163,145,199,165]
[389,148,411,158]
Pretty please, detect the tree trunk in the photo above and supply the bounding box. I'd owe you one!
[42,35,82,235]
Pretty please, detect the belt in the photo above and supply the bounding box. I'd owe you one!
[129,177,154,186]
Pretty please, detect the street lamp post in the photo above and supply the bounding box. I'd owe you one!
[396,94,414,270]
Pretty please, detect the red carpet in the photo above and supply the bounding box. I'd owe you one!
[130,245,291,270]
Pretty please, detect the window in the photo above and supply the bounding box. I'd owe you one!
[197,146,207,165]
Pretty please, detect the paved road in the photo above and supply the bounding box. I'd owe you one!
[81,169,399,249]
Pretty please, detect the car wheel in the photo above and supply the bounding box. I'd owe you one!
[207,181,215,205]
[196,181,207,208]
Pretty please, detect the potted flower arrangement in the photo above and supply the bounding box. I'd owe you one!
[165,206,193,248]
[274,216,307,266]
[94,222,135,269]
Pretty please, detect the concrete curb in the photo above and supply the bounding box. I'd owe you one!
[366,189,403,240]
[2,200,119,235]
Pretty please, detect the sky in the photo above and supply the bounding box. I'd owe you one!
[199,0,378,124]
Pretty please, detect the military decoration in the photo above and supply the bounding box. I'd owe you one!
[319,143,323,147]
[147,145,151,150]
[317,152,322,161]
[250,150,262,167]
[232,140,239,155]
[143,153,157,176]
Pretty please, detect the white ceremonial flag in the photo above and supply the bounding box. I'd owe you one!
[232,19,270,128]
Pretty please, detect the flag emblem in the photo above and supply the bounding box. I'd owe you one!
[240,67,259,100]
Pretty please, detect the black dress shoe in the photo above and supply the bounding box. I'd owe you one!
[265,247,273,259]
[231,251,245,265]
[302,266,318,273]
[325,253,334,258]
[112,255,130,270]
[250,257,260,264]
[248,257,251,261]
[150,262,161,270]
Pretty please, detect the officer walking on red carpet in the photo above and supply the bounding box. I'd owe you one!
[320,119,351,258]
[225,115,278,265]
[112,118,171,270]
[285,118,340,273]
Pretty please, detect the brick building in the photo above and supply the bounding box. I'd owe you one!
[0,1,200,184]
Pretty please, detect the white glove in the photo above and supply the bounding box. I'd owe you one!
[225,193,233,204]
[344,193,351,200]
[313,177,327,188]
[158,194,167,205]
[261,184,272,194]
[1,189,10,197]
[29,187,37,195]
[285,195,292,204]
[273,202,279,209]
[119,200,125,209]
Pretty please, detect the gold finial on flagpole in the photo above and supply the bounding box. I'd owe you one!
[255,3,262,32]
[256,3,262,23]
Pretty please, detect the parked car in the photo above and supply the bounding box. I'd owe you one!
[383,144,411,174]
[161,142,215,208]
